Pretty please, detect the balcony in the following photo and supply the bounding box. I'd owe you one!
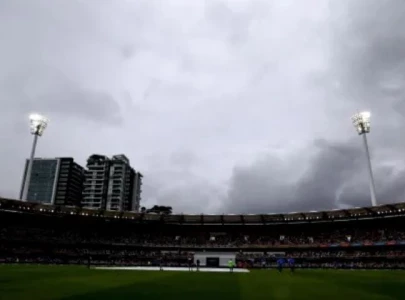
[83,182,104,186]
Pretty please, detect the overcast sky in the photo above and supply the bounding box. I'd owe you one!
[0,0,404,214]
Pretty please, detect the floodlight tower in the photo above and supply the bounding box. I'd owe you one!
[21,113,49,201]
[351,111,377,206]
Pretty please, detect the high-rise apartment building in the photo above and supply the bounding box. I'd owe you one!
[107,155,135,211]
[131,170,143,212]
[82,154,110,209]
[20,157,84,205]
[54,158,85,206]
[82,154,142,211]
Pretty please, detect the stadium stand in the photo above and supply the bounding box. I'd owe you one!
[1,197,405,269]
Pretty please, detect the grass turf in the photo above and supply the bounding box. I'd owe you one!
[0,265,404,299]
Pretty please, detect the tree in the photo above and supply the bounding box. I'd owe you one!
[146,205,172,215]
[140,207,146,213]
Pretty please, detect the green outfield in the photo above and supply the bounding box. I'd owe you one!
[0,265,404,300]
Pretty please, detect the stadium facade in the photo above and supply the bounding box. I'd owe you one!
[1,197,405,270]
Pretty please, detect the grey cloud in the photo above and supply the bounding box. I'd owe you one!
[121,44,137,60]
[144,179,224,214]
[1,0,405,215]
[333,0,405,169]
[169,151,198,170]
[204,1,253,46]
[2,68,122,125]
[294,139,365,210]
[142,171,224,214]
[331,0,405,109]
[141,150,225,213]
[222,0,405,214]
[224,138,404,214]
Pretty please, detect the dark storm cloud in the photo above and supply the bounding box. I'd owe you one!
[143,177,225,213]
[223,0,405,214]
[121,44,137,60]
[331,0,405,109]
[225,139,360,213]
[140,149,228,213]
[203,1,257,46]
[225,138,405,214]
[1,0,404,214]
[2,68,122,125]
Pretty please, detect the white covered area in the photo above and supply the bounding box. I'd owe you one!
[93,266,249,273]
[194,252,236,267]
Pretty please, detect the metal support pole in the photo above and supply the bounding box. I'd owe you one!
[21,134,38,201]
[362,133,377,206]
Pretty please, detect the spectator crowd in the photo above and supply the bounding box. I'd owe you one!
[1,210,405,269]
[2,226,405,247]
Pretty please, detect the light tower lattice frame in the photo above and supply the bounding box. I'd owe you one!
[351,111,377,206]
[21,113,49,201]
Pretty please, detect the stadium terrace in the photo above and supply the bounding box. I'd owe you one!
[1,197,405,252]
[2,197,405,225]
[2,197,405,299]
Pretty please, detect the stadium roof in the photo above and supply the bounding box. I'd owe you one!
[1,197,405,225]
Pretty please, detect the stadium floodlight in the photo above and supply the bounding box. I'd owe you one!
[351,111,377,206]
[29,113,49,136]
[352,111,371,134]
[21,113,49,201]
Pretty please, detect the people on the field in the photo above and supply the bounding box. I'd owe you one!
[261,258,266,269]
[288,257,295,272]
[87,255,92,269]
[188,256,193,271]
[228,259,235,272]
[277,258,285,273]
